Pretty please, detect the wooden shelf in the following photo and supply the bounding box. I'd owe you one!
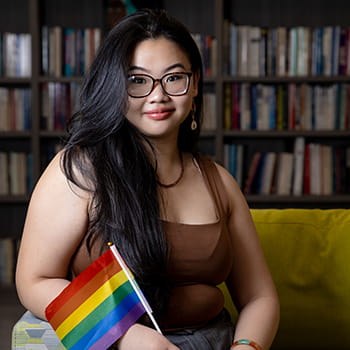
[223,130,350,138]
[0,131,32,138]
[223,75,350,83]
[0,77,31,84]
[0,195,30,204]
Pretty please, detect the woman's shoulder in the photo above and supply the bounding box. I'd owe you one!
[33,149,92,203]
[195,153,243,200]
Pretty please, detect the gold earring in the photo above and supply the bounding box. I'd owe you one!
[191,101,197,131]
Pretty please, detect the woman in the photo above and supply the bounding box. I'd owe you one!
[16,9,279,350]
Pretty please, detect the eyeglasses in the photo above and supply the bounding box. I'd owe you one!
[127,72,193,98]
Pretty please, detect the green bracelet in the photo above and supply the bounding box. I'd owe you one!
[232,339,263,350]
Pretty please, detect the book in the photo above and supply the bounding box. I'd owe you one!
[276,27,287,76]
[244,152,262,194]
[297,27,310,76]
[322,26,333,76]
[309,143,322,195]
[202,92,216,131]
[229,22,238,75]
[276,152,294,195]
[237,26,249,75]
[240,83,251,130]
[247,26,260,76]
[260,152,277,195]
[288,27,298,76]
[9,152,27,195]
[224,83,232,129]
[320,144,333,195]
[0,152,9,195]
[292,136,305,196]
[231,83,240,129]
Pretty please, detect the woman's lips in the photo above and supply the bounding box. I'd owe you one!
[144,109,174,120]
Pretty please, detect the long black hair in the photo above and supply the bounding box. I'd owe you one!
[62,9,203,318]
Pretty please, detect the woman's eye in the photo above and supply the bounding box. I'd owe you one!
[130,76,147,84]
[166,74,184,83]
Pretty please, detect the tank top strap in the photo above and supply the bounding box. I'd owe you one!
[194,154,229,220]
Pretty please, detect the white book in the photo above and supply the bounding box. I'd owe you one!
[237,26,249,75]
[292,136,305,196]
[277,27,287,76]
[260,152,277,195]
[288,27,298,76]
[297,27,309,76]
[19,34,31,77]
[248,26,260,76]
[4,33,17,77]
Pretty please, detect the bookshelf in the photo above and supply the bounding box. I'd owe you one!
[219,0,350,208]
[1,0,350,284]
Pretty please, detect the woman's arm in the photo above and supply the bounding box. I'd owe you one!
[16,152,181,350]
[215,163,280,350]
[16,151,90,320]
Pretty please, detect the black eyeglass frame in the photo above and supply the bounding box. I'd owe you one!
[127,71,193,98]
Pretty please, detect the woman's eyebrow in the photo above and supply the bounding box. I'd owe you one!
[128,65,149,72]
[163,63,187,72]
[128,63,187,74]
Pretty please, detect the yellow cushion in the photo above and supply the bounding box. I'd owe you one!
[223,209,350,350]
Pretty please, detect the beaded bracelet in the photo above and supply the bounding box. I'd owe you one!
[232,339,263,350]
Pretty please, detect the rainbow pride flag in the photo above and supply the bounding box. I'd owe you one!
[45,244,160,350]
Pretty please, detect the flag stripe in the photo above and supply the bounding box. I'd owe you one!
[89,303,146,350]
[48,257,122,329]
[56,268,128,339]
[67,293,144,350]
[46,249,116,320]
[61,280,134,348]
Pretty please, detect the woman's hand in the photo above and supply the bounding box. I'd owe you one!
[117,323,180,350]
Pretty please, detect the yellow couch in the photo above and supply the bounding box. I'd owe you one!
[222,209,350,350]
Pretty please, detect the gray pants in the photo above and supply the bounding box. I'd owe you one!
[165,309,234,350]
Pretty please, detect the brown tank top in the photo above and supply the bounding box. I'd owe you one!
[69,155,234,330]
[160,155,233,329]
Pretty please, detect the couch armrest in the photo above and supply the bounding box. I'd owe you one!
[12,310,65,350]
